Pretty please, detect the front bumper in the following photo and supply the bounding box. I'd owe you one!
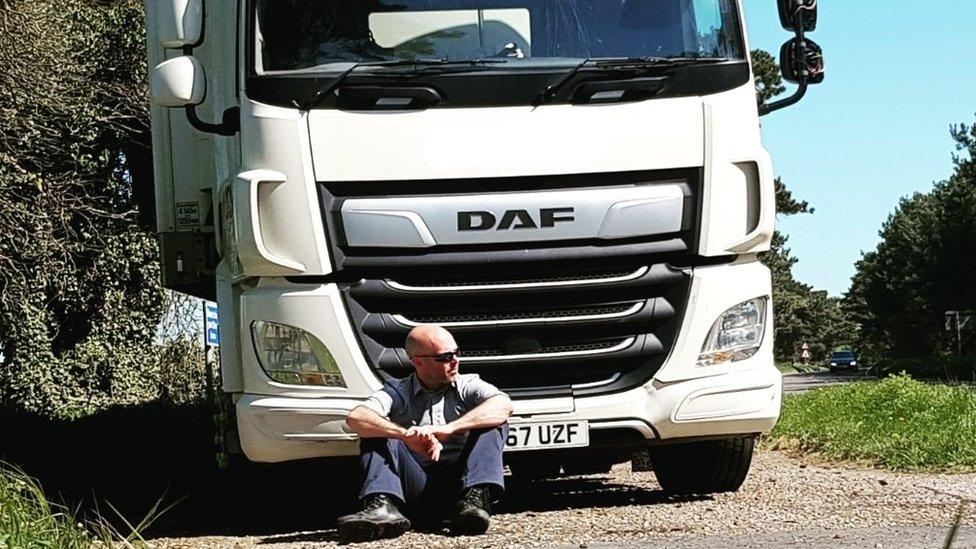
[235,261,781,463]
[236,362,780,463]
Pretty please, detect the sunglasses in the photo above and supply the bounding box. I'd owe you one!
[412,349,461,363]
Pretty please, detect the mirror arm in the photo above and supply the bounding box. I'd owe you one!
[185,106,241,136]
[759,79,808,117]
[759,14,810,117]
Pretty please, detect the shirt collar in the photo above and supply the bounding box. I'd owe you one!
[410,373,458,396]
[410,374,425,396]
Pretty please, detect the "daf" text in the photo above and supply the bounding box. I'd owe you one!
[457,208,576,231]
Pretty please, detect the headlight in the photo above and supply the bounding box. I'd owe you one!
[831,362,837,366]
[251,321,346,387]
[850,361,857,366]
[696,297,767,367]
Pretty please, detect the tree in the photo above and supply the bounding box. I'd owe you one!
[0,1,183,418]
[846,121,976,360]
[752,49,786,106]
[752,50,856,361]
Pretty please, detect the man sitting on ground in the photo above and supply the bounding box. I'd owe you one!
[338,324,513,541]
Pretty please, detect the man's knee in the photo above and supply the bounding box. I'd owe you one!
[463,423,509,457]
[484,423,510,445]
[469,423,509,438]
[359,436,407,457]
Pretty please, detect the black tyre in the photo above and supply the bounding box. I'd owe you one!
[829,367,837,374]
[649,436,755,495]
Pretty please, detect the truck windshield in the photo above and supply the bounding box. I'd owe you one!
[253,0,745,74]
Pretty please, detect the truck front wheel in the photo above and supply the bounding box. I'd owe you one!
[649,436,756,495]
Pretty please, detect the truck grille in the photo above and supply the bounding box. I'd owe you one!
[341,261,689,397]
[319,170,699,397]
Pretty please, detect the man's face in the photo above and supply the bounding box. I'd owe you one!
[412,330,460,386]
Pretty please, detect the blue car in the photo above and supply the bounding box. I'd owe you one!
[828,350,859,373]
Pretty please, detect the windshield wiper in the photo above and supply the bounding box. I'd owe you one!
[293,61,382,111]
[374,58,508,75]
[533,56,730,106]
[294,58,508,110]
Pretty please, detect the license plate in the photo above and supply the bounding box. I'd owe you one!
[504,421,589,452]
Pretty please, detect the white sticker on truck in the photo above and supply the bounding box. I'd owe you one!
[176,201,200,230]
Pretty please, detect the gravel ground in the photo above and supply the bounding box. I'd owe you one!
[149,450,976,548]
[577,527,976,549]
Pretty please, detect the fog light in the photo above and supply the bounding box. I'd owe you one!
[251,321,346,387]
[696,297,768,367]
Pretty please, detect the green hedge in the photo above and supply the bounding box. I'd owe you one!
[872,357,975,381]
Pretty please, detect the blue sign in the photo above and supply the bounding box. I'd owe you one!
[205,301,220,347]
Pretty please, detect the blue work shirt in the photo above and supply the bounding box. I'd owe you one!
[361,373,504,464]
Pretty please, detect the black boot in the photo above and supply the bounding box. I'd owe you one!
[337,494,411,542]
[449,485,492,536]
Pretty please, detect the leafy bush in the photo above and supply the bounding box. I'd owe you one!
[769,374,976,471]
[0,0,168,419]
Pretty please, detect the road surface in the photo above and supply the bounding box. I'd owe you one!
[783,369,876,394]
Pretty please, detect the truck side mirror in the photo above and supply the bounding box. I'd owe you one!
[151,56,207,107]
[777,0,817,32]
[779,37,825,84]
[158,0,204,48]
[762,0,823,116]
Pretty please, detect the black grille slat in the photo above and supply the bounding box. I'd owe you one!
[350,263,686,305]
[406,303,638,324]
[391,268,637,288]
[465,339,627,357]
[522,340,624,354]
[339,240,689,269]
[374,335,663,394]
[361,299,675,348]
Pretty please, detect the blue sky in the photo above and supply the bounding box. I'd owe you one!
[742,1,976,296]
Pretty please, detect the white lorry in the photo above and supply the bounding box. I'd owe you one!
[145,0,823,493]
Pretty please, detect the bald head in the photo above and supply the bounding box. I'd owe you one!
[405,324,456,358]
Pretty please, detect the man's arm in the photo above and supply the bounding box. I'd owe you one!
[426,394,514,441]
[346,406,442,460]
[346,405,408,439]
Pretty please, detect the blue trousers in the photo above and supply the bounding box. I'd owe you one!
[359,425,508,515]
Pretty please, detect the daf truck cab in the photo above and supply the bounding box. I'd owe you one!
[146,0,824,493]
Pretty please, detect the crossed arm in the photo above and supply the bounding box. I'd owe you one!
[346,394,514,461]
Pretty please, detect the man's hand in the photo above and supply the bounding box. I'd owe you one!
[415,424,457,443]
[402,427,442,461]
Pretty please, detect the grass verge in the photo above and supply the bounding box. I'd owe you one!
[0,466,92,548]
[776,361,824,374]
[776,361,799,374]
[0,465,165,547]
[767,374,976,472]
